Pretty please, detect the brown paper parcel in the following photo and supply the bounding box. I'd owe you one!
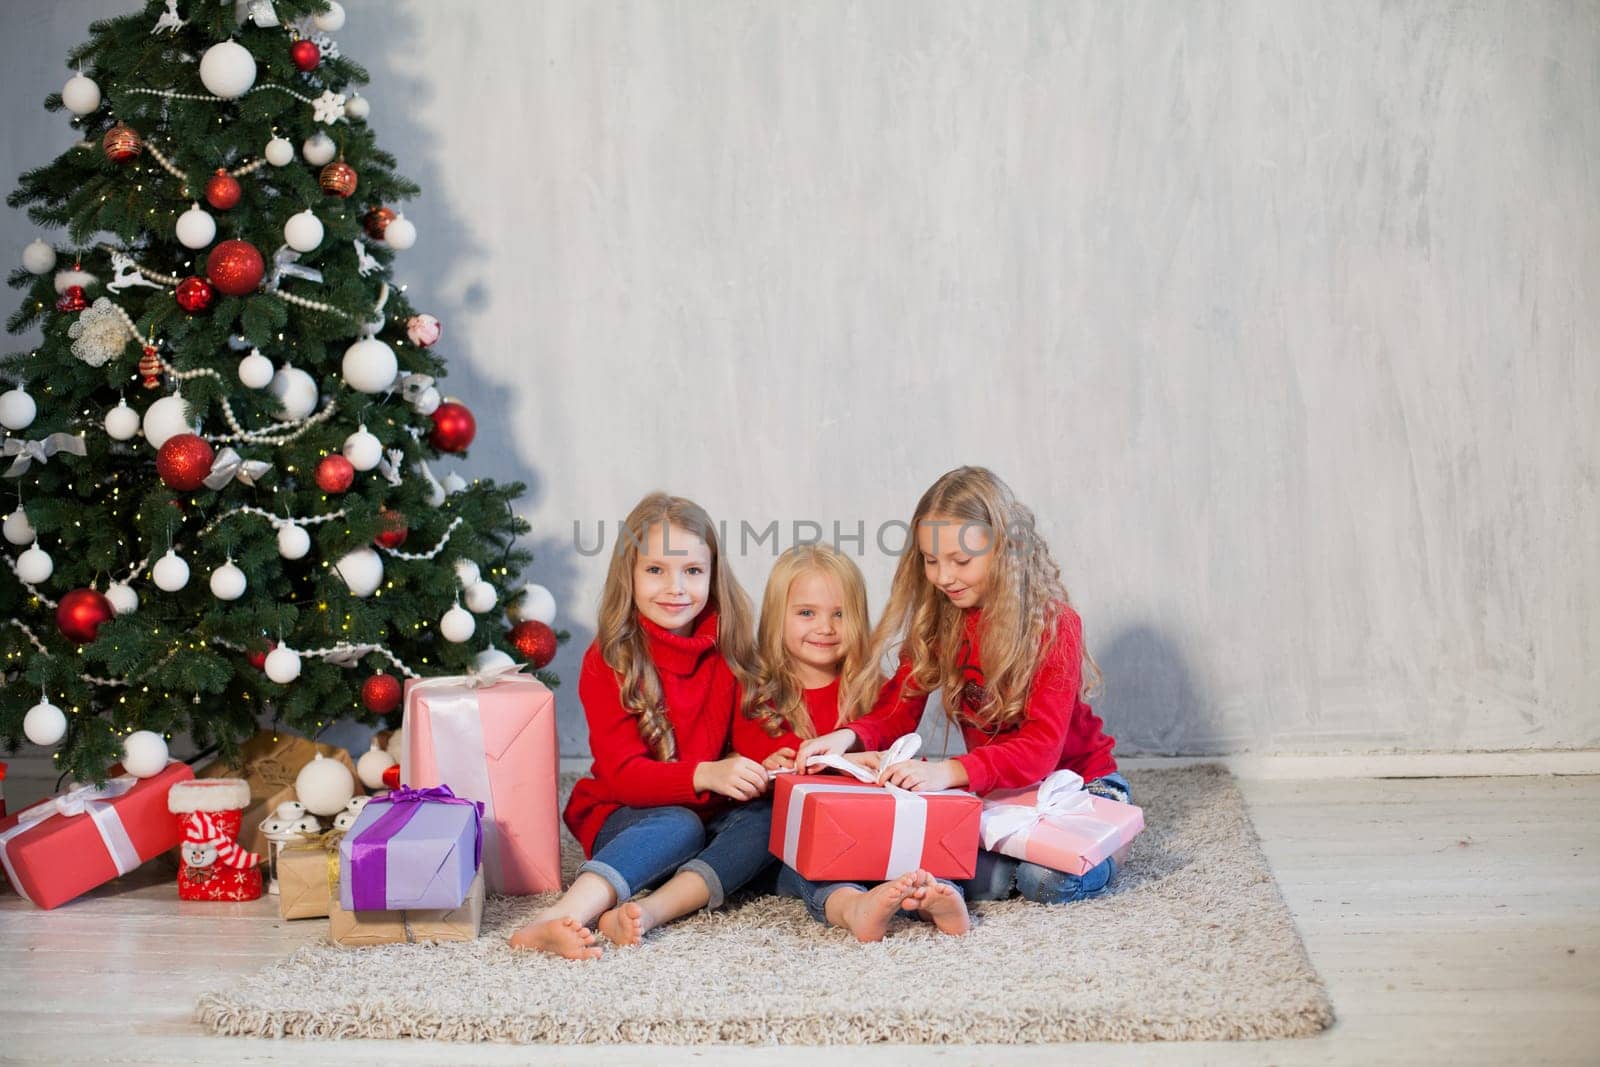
[328,870,485,947]
[277,835,342,920]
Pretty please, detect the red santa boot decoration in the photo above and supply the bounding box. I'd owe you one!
[167,778,264,902]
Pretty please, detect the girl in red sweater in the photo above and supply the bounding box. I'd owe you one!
[510,493,769,959]
[798,466,1130,907]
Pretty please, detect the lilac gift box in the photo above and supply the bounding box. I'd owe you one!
[337,785,482,913]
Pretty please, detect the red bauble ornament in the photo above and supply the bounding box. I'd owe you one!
[55,285,88,313]
[206,240,265,297]
[509,620,557,669]
[319,160,358,198]
[246,641,275,670]
[290,39,321,72]
[361,673,402,715]
[315,453,355,493]
[102,122,142,163]
[363,206,396,240]
[175,275,215,314]
[57,588,115,644]
[204,168,241,210]
[156,433,216,491]
[428,402,476,453]
[374,508,408,549]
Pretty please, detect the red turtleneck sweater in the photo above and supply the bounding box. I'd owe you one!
[730,676,843,762]
[846,604,1117,794]
[563,611,742,856]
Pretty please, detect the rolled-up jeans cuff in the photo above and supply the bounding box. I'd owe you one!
[679,858,725,909]
[578,859,631,905]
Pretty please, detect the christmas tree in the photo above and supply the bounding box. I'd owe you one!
[2,0,563,783]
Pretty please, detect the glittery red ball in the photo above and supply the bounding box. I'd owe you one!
[56,588,115,644]
[508,620,557,669]
[361,673,402,714]
[363,206,396,240]
[315,453,355,493]
[246,641,275,670]
[374,508,408,549]
[156,433,216,491]
[206,239,265,297]
[205,168,241,210]
[319,161,358,198]
[428,401,476,453]
[175,275,215,313]
[290,39,321,72]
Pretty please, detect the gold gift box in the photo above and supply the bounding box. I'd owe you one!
[328,870,485,947]
[277,835,342,921]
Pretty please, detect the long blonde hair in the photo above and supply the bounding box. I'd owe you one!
[595,493,758,760]
[843,466,1101,733]
[743,544,873,739]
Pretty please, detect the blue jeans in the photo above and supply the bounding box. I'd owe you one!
[961,771,1133,904]
[579,800,775,909]
[775,864,963,924]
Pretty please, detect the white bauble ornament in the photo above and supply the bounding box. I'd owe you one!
[277,523,311,559]
[341,337,396,394]
[105,581,139,615]
[209,560,247,600]
[413,386,441,416]
[302,131,336,166]
[23,698,67,747]
[335,547,383,598]
[175,203,216,250]
[237,351,274,389]
[104,398,141,440]
[264,644,302,685]
[356,739,397,791]
[453,559,480,587]
[0,388,36,431]
[142,394,193,449]
[3,508,34,546]
[283,209,324,254]
[513,583,558,625]
[264,135,295,167]
[61,74,102,116]
[473,648,516,675]
[439,604,475,643]
[295,753,353,816]
[15,544,53,584]
[121,730,169,778]
[199,40,257,99]
[269,364,318,421]
[463,580,497,613]
[442,472,467,494]
[383,214,417,250]
[152,549,190,591]
[22,239,56,275]
[342,425,382,471]
[312,0,346,32]
[344,93,369,120]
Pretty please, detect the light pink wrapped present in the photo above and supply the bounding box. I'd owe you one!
[399,664,560,895]
[979,769,1144,876]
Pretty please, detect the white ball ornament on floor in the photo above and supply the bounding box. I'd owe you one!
[61,74,101,116]
[511,583,558,626]
[209,560,247,600]
[269,364,318,421]
[0,388,36,431]
[335,547,383,598]
[15,543,53,584]
[152,549,190,591]
[464,580,497,613]
[383,214,417,250]
[344,94,369,120]
[283,209,324,254]
[341,337,397,394]
[264,644,303,685]
[121,730,169,778]
[237,350,274,389]
[23,698,67,747]
[356,739,397,791]
[302,131,337,166]
[105,581,139,615]
[199,40,257,99]
[264,135,294,167]
[104,397,141,440]
[312,1,346,32]
[175,203,216,250]
[342,425,382,471]
[22,239,56,275]
[142,394,193,449]
[295,753,354,816]
[277,522,311,559]
[3,508,34,546]
[439,604,475,643]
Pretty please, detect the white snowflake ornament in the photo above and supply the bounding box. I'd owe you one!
[312,89,347,125]
[66,298,131,367]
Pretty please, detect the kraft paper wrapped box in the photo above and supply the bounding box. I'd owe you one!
[195,731,359,859]
[979,770,1145,876]
[329,870,485,947]
[400,668,560,895]
[277,834,343,920]
[337,785,482,913]
[0,761,193,909]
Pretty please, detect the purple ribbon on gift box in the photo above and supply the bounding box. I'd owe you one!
[348,784,483,911]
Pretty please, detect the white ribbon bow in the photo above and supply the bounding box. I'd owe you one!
[267,246,325,291]
[202,446,271,490]
[4,433,88,477]
[409,660,531,692]
[802,732,923,784]
[978,769,1096,850]
[0,776,143,906]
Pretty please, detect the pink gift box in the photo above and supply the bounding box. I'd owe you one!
[979,771,1144,876]
[400,670,560,895]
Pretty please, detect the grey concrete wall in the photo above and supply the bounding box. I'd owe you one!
[3,1,1595,758]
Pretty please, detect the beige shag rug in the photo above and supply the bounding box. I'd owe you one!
[197,765,1332,1044]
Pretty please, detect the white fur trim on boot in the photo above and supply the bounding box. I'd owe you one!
[167,778,252,813]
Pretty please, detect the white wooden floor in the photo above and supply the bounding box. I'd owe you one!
[3,772,1597,1066]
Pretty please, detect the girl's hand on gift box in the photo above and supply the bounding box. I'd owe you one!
[694,755,770,801]
[878,758,969,792]
[795,729,858,772]
[762,747,798,773]
[841,751,881,775]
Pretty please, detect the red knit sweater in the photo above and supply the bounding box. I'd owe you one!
[563,610,741,856]
[846,604,1116,795]
[730,676,843,763]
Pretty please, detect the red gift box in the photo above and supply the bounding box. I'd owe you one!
[0,761,193,909]
[770,770,982,881]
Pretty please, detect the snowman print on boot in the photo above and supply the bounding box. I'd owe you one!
[167,778,264,901]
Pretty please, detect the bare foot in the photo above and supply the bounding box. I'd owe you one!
[837,872,921,942]
[508,915,603,960]
[916,876,970,936]
[597,901,649,946]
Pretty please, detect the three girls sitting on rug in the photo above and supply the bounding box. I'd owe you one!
[510,466,1131,959]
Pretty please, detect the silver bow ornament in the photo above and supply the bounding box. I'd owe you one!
[4,433,88,477]
[202,447,271,490]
